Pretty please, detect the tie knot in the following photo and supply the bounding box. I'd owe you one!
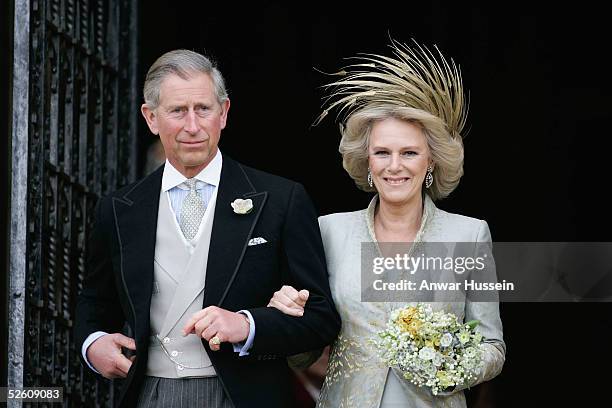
[184,178,198,191]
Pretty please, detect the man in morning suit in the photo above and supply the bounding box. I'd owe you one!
[74,49,341,408]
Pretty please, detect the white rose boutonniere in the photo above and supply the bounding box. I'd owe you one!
[231,198,253,215]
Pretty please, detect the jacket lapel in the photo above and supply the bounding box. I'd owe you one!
[111,165,163,340]
[204,157,267,307]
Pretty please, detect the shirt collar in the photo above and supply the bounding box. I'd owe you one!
[161,150,223,192]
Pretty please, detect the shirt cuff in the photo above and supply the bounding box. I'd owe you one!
[82,331,108,374]
[232,310,255,356]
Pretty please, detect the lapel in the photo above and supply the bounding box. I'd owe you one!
[203,157,268,307]
[111,165,163,339]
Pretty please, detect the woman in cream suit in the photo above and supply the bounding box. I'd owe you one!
[269,40,505,407]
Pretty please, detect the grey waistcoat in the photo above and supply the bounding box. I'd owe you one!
[145,188,218,378]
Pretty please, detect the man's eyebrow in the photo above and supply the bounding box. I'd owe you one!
[164,104,185,110]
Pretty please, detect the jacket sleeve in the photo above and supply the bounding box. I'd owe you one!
[439,220,506,395]
[247,183,341,356]
[74,196,125,369]
[463,221,506,388]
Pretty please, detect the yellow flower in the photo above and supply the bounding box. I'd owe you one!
[407,320,422,337]
[396,307,420,333]
[433,335,441,347]
[436,370,454,388]
[397,320,410,332]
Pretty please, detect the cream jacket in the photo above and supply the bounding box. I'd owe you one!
[316,195,505,408]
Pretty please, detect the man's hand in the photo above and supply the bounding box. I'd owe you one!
[267,285,309,317]
[86,333,136,379]
[182,306,250,351]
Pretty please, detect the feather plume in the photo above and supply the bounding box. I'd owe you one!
[313,38,468,139]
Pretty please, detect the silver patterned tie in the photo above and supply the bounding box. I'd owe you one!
[179,179,206,241]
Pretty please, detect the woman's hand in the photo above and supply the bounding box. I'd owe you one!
[267,285,309,316]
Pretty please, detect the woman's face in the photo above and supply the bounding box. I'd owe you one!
[368,118,432,207]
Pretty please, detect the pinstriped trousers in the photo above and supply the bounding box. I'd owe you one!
[135,376,234,408]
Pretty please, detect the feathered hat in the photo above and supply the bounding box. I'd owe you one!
[314,38,468,140]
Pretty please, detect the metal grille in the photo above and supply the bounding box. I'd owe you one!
[9,0,138,406]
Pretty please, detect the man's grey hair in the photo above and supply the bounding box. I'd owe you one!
[143,49,228,109]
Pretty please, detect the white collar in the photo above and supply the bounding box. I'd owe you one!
[161,150,223,192]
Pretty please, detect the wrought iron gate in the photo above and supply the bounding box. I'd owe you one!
[8,0,138,406]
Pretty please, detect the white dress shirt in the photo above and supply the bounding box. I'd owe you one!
[82,151,255,373]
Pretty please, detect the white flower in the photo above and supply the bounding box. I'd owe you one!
[461,358,475,369]
[418,347,435,361]
[440,332,453,347]
[458,330,471,344]
[432,353,443,367]
[231,198,253,215]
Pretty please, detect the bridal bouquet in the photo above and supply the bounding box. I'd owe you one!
[373,303,484,395]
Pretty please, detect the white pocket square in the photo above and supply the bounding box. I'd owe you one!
[248,237,268,246]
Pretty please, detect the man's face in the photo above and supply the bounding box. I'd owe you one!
[141,72,230,177]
